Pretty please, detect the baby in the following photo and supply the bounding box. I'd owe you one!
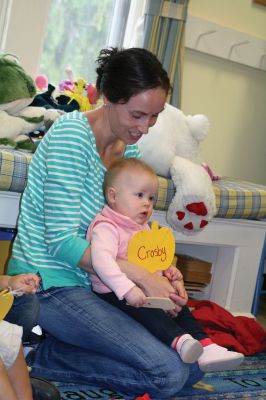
[87,158,244,372]
[0,273,60,400]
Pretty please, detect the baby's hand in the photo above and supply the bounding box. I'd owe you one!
[124,286,147,307]
[163,265,187,301]
[8,274,40,294]
[163,265,183,282]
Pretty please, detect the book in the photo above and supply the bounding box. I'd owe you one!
[175,254,212,284]
[176,254,212,272]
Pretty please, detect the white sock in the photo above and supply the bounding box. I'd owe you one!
[198,343,244,372]
[172,334,203,364]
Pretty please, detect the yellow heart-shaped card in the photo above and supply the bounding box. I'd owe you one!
[0,289,14,320]
[128,221,175,273]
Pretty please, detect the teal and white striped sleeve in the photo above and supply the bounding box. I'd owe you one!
[39,114,91,267]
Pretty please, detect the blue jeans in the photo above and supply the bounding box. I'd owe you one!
[5,294,40,341]
[26,286,203,399]
[98,292,207,346]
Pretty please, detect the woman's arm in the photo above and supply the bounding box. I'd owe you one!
[79,247,183,298]
[39,116,91,268]
[78,245,93,272]
[79,242,186,311]
[117,259,187,311]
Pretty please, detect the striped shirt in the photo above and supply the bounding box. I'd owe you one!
[8,111,141,289]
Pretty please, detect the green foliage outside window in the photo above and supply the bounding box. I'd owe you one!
[40,0,115,85]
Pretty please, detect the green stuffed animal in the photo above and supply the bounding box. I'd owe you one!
[0,55,61,151]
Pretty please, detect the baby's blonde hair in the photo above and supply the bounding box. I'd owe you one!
[103,158,157,198]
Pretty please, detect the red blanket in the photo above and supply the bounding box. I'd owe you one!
[189,300,266,355]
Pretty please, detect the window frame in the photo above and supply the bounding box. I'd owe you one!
[0,0,146,76]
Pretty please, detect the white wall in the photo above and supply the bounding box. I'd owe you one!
[182,0,266,184]
[3,0,50,77]
[2,0,266,184]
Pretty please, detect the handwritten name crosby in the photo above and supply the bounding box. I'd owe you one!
[137,245,167,262]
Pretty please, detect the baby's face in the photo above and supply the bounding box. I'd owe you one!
[111,169,158,225]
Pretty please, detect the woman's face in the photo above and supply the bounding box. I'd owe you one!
[106,87,167,145]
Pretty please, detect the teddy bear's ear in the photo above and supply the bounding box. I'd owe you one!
[186,114,210,142]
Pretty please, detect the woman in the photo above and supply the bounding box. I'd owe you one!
[8,47,203,398]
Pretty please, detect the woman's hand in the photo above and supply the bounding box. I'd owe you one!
[142,273,187,314]
[164,265,188,317]
[166,280,188,317]
[163,265,188,301]
[117,259,186,313]
[163,265,188,314]
[170,279,188,302]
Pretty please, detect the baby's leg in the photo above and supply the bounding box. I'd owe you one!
[197,339,244,372]
[0,356,18,400]
[0,320,32,399]
[174,307,244,372]
[7,345,32,400]
[4,344,61,400]
[98,292,203,363]
[174,305,207,340]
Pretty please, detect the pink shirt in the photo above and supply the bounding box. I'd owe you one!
[87,205,150,300]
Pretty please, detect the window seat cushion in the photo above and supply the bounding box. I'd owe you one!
[0,149,31,193]
[1,149,265,220]
[154,176,266,220]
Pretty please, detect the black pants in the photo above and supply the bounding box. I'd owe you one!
[96,292,207,347]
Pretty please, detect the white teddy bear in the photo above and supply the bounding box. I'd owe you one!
[138,103,217,235]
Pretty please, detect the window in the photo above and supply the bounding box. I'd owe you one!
[0,0,12,52]
[40,0,130,85]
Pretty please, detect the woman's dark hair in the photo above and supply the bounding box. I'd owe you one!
[95,47,171,103]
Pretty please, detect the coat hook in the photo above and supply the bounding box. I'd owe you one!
[194,30,217,48]
[228,40,250,59]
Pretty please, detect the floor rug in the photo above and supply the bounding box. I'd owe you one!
[56,352,266,400]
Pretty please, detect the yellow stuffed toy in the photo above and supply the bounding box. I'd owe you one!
[62,76,100,112]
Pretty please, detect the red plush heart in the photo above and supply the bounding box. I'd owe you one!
[186,202,207,216]
[184,222,193,230]
[176,211,185,220]
[200,220,208,228]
